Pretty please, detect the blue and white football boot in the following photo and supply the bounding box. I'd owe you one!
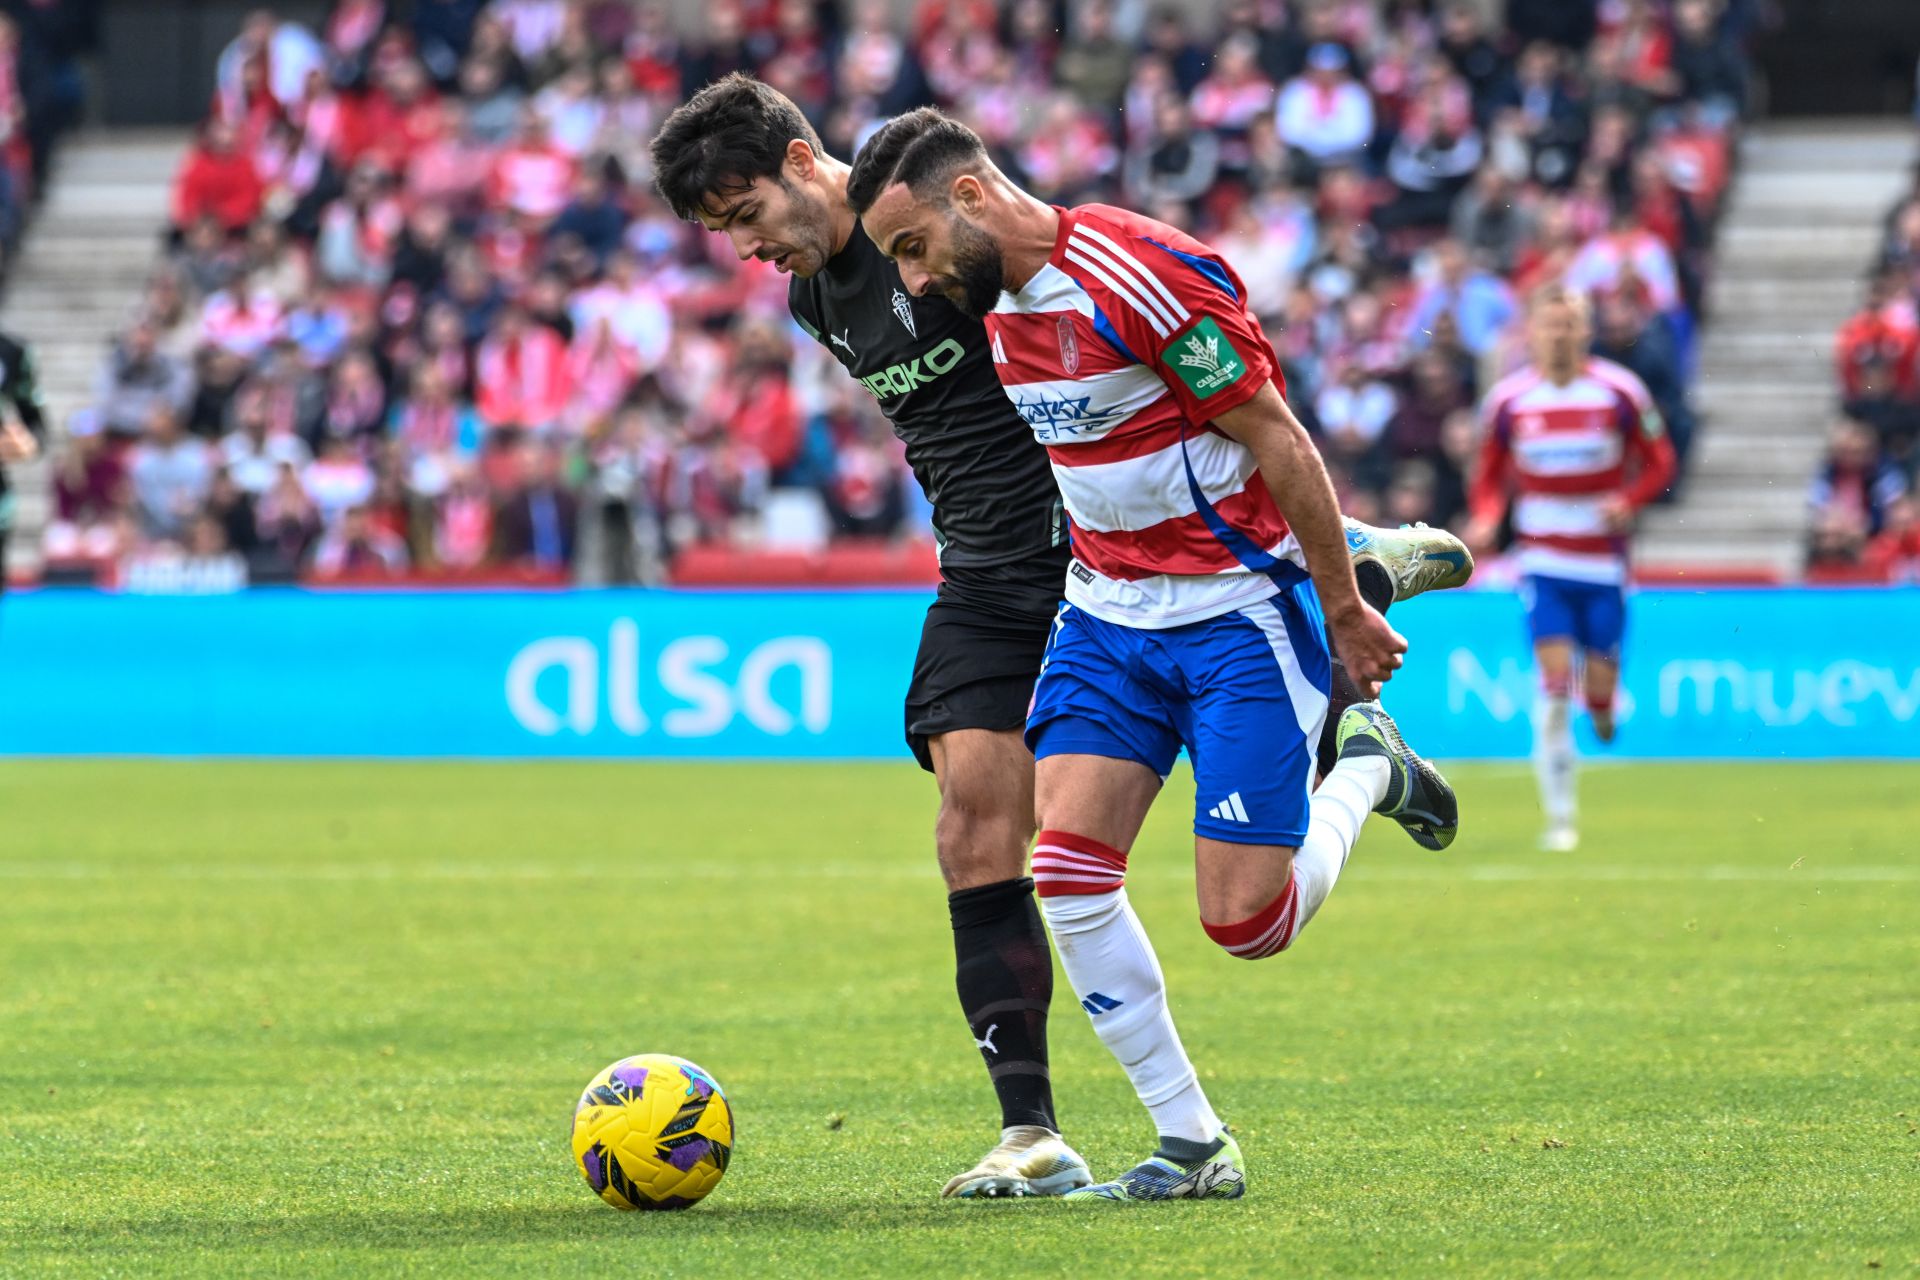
[1062,1130,1246,1203]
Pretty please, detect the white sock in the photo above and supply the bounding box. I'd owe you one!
[1041,887,1221,1144]
[1533,693,1577,827]
[1292,754,1389,932]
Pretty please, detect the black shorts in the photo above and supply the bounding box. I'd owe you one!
[904,551,1067,773]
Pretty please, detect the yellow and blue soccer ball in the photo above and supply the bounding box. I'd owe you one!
[570,1054,734,1210]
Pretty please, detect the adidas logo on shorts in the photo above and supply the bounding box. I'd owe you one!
[1208,792,1250,823]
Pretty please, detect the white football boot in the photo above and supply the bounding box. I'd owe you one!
[942,1126,1093,1198]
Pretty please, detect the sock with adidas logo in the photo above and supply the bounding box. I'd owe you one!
[1034,830,1222,1144]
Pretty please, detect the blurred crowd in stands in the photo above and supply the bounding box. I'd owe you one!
[1816,153,1920,579]
[45,0,1754,586]
[0,0,91,279]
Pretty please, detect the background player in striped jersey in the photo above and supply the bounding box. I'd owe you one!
[1464,285,1677,852]
[851,109,1462,1201]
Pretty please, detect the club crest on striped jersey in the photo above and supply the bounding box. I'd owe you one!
[1057,315,1080,375]
[890,287,918,337]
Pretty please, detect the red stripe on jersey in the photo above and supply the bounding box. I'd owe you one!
[1072,479,1289,581]
[1519,532,1624,555]
[1047,415,1192,467]
[1517,469,1628,496]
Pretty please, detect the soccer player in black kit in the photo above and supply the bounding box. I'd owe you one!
[650,76,1472,1198]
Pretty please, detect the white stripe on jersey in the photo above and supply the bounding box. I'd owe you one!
[1063,243,1173,337]
[1051,430,1254,534]
[1002,364,1166,443]
[1071,226,1192,325]
[1067,534,1306,629]
[1514,493,1611,538]
[994,262,1097,319]
[1512,429,1624,477]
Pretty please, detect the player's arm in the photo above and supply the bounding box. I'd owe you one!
[1463,399,1513,554]
[1601,384,1677,532]
[1212,382,1405,694]
[1089,231,1405,690]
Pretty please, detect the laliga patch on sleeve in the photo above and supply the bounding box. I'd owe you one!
[1168,316,1247,399]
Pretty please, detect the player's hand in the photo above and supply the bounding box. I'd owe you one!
[1326,600,1407,699]
[1461,515,1499,559]
[1598,495,1634,533]
[0,420,35,464]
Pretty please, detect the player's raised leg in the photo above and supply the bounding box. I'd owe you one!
[1193,709,1443,962]
[1578,580,1627,747]
[1585,655,1621,745]
[929,725,1090,1198]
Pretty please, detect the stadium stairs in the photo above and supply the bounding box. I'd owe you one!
[1638,119,1913,581]
[0,129,190,583]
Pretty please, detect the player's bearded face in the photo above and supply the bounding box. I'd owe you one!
[936,213,1006,320]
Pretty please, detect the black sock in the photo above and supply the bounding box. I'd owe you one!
[1355,560,1395,615]
[949,876,1056,1132]
[1319,567,1394,774]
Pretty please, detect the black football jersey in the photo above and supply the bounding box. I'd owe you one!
[789,223,1064,571]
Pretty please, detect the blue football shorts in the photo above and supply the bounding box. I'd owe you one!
[1026,579,1332,846]
[1519,573,1626,662]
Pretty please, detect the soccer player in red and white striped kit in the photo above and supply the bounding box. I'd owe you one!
[852,110,1464,1201]
[1465,285,1677,852]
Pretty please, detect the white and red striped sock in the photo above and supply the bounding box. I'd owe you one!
[1034,830,1221,1145]
[1202,875,1302,959]
[1202,755,1386,959]
[1032,830,1128,898]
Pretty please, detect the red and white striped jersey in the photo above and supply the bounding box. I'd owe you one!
[1470,358,1678,584]
[984,204,1297,628]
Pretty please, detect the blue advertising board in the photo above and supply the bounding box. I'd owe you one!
[1,586,1916,759]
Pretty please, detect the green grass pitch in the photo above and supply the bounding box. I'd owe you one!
[2,759,1916,1277]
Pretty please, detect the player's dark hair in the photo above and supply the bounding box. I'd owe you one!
[846,108,990,215]
[649,73,823,221]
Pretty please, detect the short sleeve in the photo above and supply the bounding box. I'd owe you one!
[1606,366,1666,441]
[1065,222,1280,424]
